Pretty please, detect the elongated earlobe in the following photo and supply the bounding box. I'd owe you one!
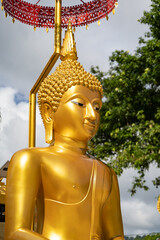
[41,102,54,144]
[45,123,54,144]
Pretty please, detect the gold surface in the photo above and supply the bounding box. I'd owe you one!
[0,179,6,204]
[37,23,102,144]
[54,0,61,53]
[28,0,62,148]
[157,195,160,213]
[5,14,124,240]
[5,84,124,240]
[60,20,78,61]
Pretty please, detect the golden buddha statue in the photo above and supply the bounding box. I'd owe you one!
[5,23,124,240]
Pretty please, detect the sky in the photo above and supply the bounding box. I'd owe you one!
[0,0,160,236]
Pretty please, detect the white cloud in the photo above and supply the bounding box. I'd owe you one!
[122,198,160,235]
[119,167,160,235]
[0,87,46,164]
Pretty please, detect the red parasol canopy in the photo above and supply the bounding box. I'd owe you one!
[2,0,118,28]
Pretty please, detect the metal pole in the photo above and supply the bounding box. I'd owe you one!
[28,0,62,147]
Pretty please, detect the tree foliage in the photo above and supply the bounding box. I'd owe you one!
[124,233,160,240]
[90,0,160,194]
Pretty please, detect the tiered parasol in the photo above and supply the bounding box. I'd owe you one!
[1,0,118,29]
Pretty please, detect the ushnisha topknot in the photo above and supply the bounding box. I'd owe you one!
[38,20,103,118]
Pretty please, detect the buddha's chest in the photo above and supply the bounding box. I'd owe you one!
[41,155,93,203]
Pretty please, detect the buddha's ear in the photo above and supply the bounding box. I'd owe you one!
[41,102,54,144]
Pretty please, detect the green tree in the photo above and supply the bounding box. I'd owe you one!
[143,233,160,240]
[90,0,160,194]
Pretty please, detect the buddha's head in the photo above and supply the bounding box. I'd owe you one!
[38,22,103,145]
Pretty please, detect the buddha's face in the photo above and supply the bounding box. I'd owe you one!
[53,85,102,142]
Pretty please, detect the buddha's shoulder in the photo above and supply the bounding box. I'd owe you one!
[9,147,51,169]
[92,159,116,196]
[95,159,116,179]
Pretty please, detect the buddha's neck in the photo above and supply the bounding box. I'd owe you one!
[53,133,88,155]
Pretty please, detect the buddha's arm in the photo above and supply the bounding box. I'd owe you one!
[7,228,48,240]
[5,150,47,240]
[102,169,124,240]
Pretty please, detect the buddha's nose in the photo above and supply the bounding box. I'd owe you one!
[84,103,96,121]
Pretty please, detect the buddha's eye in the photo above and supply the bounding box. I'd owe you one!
[71,98,86,107]
[93,102,101,112]
[94,106,100,111]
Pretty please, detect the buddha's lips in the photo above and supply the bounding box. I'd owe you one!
[84,121,96,129]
